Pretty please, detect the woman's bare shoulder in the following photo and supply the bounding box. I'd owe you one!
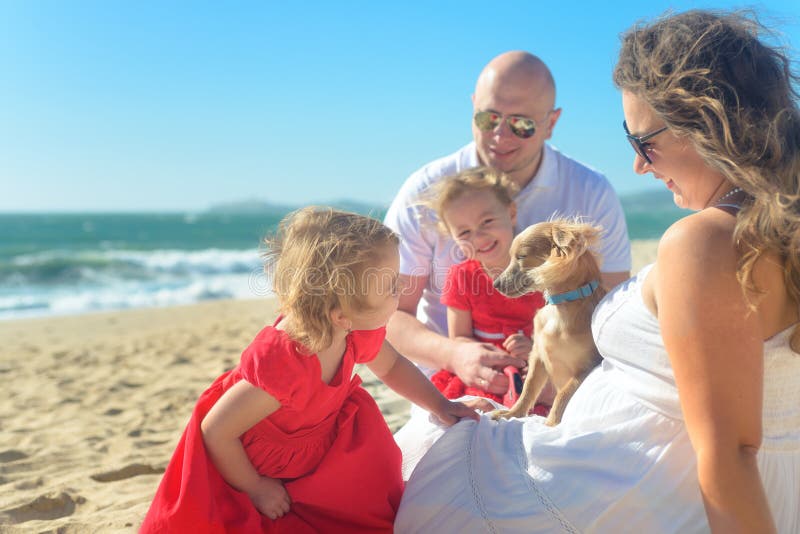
[657,210,737,271]
[656,210,796,337]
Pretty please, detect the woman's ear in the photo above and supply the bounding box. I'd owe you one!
[509,201,518,226]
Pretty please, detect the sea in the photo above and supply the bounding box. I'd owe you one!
[0,193,686,321]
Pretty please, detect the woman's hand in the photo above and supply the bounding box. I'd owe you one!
[430,398,480,426]
[249,476,291,520]
[503,333,533,361]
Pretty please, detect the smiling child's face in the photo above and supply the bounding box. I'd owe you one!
[442,189,516,273]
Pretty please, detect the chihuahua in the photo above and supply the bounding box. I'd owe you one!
[491,220,606,426]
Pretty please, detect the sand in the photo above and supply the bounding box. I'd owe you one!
[0,241,657,533]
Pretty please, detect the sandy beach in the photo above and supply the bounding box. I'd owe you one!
[0,242,657,532]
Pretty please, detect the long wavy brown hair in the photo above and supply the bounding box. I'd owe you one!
[263,207,398,353]
[613,10,800,350]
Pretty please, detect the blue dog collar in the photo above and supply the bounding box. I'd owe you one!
[545,280,600,305]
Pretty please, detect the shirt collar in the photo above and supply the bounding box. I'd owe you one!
[468,142,557,198]
[517,143,557,197]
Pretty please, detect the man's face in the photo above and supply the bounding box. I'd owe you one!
[471,76,559,187]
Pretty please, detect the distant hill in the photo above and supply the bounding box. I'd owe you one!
[205,199,386,218]
[205,200,297,216]
[325,199,388,218]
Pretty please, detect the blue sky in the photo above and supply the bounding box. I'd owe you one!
[2,1,798,212]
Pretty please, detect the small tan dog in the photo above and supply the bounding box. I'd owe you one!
[491,220,606,426]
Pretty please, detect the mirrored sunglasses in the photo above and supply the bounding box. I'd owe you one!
[474,110,539,139]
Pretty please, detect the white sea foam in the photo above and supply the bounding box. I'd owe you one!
[0,248,271,321]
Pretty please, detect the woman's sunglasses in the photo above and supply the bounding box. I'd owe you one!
[474,110,541,139]
[623,120,667,164]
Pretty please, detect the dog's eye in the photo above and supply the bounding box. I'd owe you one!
[516,254,527,261]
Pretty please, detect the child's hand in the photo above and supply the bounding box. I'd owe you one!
[503,333,532,360]
[431,399,480,426]
[462,396,496,413]
[249,476,291,520]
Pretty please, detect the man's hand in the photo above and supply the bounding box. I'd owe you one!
[449,339,525,395]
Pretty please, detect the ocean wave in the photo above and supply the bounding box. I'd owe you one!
[0,247,272,320]
[0,272,270,321]
[1,248,262,285]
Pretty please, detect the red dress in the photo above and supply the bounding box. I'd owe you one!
[140,322,403,533]
[432,259,547,410]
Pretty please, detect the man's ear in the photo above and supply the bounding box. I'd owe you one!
[545,108,562,140]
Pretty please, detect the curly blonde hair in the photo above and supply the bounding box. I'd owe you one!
[614,10,800,349]
[422,166,519,234]
[263,207,399,353]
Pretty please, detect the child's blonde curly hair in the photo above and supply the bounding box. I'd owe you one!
[422,167,518,234]
[263,206,399,353]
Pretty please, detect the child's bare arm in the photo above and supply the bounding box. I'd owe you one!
[367,340,479,425]
[201,380,289,519]
[446,307,474,340]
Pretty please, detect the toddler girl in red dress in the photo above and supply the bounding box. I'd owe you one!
[424,168,549,413]
[140,207,477,533]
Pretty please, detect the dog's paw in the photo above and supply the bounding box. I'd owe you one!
[544,416,560,426]
[488,409,514,420]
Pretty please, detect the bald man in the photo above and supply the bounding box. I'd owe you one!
[384,51,631,398]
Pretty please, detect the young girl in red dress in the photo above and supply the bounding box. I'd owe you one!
[425,168,549,412]
[140,207,477,533]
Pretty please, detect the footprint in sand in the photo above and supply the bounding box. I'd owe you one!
[14,477,44,490]
[109,380,143,393]
[133,439,170,449]
[0,450,27,463]
[90,463,163,482]
[1,491,84,523]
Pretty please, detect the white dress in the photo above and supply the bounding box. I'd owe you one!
[394,265,800,533]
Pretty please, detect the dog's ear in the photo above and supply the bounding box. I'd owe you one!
[581,224,602,249]
[551,225,584,258]
[551,226,571,252]
[551,223,596,258]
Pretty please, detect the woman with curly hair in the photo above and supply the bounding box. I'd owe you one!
[394,10,800,533]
